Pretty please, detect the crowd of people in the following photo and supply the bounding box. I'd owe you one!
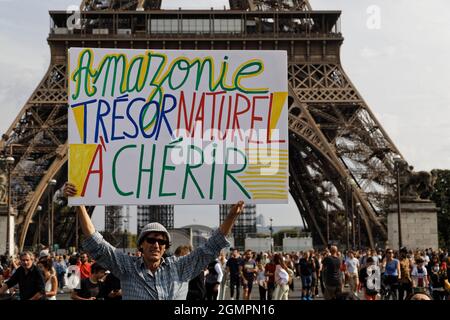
[0,183,447,301]
[1,244,449,301]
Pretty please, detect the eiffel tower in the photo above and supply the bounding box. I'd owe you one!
[1,0,403,252]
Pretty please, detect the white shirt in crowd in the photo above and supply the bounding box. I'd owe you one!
[345,257,360,275]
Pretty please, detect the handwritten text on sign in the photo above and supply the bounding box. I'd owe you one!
[68,48,288,205]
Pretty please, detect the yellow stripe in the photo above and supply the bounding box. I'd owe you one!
[243,183,287,187]
[245,169,287,176]
[252,192,288,196]
[247,165,288,169]
[241,173,286,177]
[245,148,288,151]
[247,151,288,154]
[248,158,288,160]
[239,179,286,183]
[250,190,288,194]
[253,196,288,199]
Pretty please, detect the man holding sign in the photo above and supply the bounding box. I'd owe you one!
[65,182,243,300]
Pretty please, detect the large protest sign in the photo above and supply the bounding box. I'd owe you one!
[68,48,288,205]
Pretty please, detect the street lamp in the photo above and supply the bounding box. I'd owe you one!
[5,155,15,257]
[344,179,350,250]
[123,218,128,253]
[36,205,42,246]
[269,217,273,253]
[393,156,404,250]
[48,179,57,251]
[324,191,331,244]
[356,202,361,248]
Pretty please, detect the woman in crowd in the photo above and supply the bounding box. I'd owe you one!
[37,257,58,300]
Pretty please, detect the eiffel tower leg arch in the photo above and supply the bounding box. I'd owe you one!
[18,147,67,251]
[287,85,386,249]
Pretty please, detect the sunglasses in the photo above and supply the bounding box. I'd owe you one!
[145,237,169,247]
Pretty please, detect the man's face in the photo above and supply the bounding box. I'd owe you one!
[141,232,168,263]
[80,254,88,263]
[20,254,33,270]
[245,251,252,259]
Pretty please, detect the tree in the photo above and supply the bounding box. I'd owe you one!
[430,169,450,249]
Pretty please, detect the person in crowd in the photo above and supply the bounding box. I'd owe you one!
[284,254,295,291]
[54,255,67,294]
[70,263,107,300]
[37,257,58,300]
[381,248,400,298]
[411,257,428,292]
[310,249,320,298]
[64,182,244,300]
[226,248,244,300]
[322,246,342,300]
[405,291,432,300]
[241,250,257,300]
[0,251,45,300]
[345,250,360,296]
[299,251,315,300]
[398,247,413,300]
[272,253,289,300]
[256,261,267,300]
[264,254,276,300]
[65,254,81,290]
[205,258,223,300]
[98,271,122,300]
[359,257,380,300]
[338,251,347,291]
[429,257,448,300]
[217,251,228,300]
[78,253,92,280]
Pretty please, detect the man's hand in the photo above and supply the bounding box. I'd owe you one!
[229,201,244,217]
[219,201,245,236]
[63,182,78,197]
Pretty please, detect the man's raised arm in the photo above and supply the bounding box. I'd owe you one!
[63,183,95,237]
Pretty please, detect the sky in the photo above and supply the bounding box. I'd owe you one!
[0,0,449,233]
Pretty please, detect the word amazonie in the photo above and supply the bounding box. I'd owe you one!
[71,49,268,101]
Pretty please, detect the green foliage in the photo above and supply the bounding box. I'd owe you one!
[430,169,450,249]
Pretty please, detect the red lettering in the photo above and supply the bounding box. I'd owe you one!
[176,91,196,136]
[232,93,251,142]
[205,91,226,140]
[192,92,206,139]
[249,95,269,144]
[217,95,233,141]
[81,144,104,197]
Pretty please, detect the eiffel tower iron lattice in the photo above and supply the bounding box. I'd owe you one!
[1,0,404,251]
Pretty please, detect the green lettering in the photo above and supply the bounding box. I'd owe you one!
[136,144,156,199]
[182,145,205,199]
[112,144,136,196]
[223,148,251,201]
